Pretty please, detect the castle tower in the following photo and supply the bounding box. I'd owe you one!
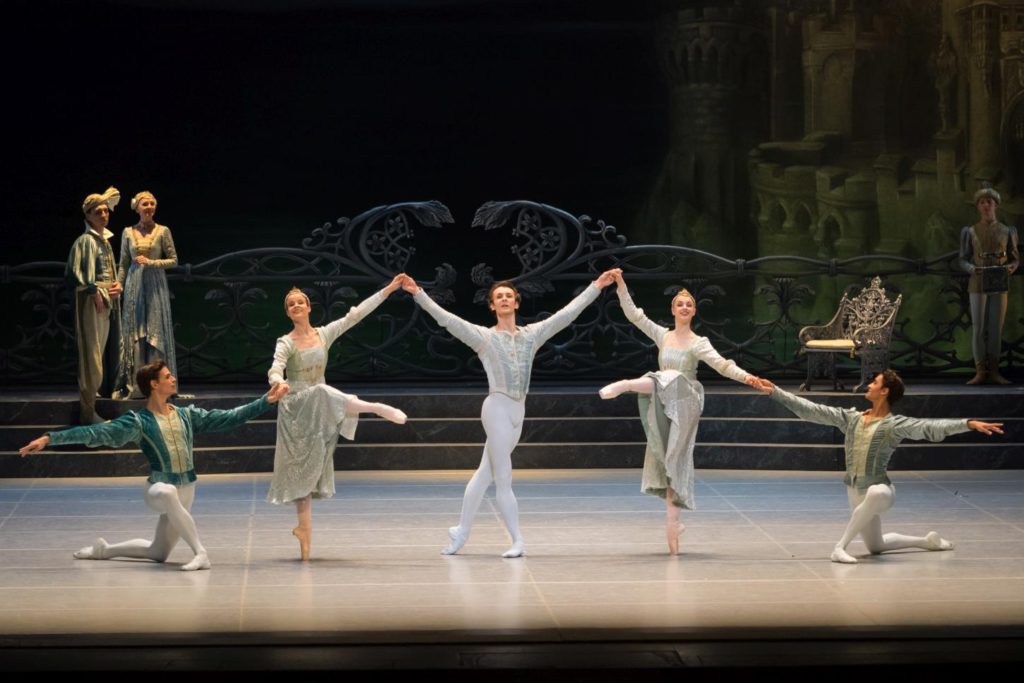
[633,2,770,255]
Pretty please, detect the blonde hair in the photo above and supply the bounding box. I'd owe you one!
[672,288,696,306]
[283,287,311,313]
[131,191,157,212]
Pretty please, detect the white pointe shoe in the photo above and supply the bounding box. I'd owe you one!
[598,381,628,400]
[441,526,467,555]
[379,406,407,425]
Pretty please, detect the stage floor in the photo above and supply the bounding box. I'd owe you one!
[2,468,1023,643]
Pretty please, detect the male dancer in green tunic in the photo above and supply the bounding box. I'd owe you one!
[761,370,1003,563]
[21,361,288,570]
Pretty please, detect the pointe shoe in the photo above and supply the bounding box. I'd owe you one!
[292,526,312,561]
[182,552,211,571]
[502,540,525,558]
[378,406,408,425]
[73,537,109,560]
[924,531,954,551]
[830,545,858,564]
[441,526,467,555]
[666,522,686,555]
[598,381,628,400]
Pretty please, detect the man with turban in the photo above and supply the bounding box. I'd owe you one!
[67,187,124,423]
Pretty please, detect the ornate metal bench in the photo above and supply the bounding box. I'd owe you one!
[798,276,902,392]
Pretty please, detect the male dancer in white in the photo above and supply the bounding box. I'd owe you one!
[20,361,287,570]
[760,370,1003,563]
[402,269,619,557]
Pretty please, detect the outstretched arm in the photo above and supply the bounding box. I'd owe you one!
[188,394,274,434]
[764,384,855,432]
[320,274,406,346]
[690,337,767,388]
[21,413,143,456]
[404,275,488,352]
[529,269,619,345]
[892,415,1001,443]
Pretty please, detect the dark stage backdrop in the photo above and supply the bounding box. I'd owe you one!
[6,0,667,267]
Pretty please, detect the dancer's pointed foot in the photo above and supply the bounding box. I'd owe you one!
[182,552,211,571]
[502,540,525,559]
[376,404,407,425]
[924,530,954,551]
[830,545,858,564]
[73,537,109,560]
[292,526,312,561]
[666,522,686,555]
[441,526,467,555]
[598,381,630,400]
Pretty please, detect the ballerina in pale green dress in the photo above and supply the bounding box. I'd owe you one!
[599,272,767,554]
[268,275,408,560]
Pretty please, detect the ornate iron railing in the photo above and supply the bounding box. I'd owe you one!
[1,199,1018,385]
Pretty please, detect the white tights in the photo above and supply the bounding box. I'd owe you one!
[74,482,211,571]
[831,484,953,563]
[444,393,525,557]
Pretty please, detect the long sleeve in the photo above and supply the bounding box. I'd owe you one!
[959,226,976,275]
[187,395,271,434]
[528,282,601,345]
[47,413,142,448]
[1009,225,1020,274]
[268,337,292,385]
[692,337,750,384]
[616,286,668,345]
[320,288,389,347]
[116,229,131,286]
[147,226,178,269]
[771,388,856,432]
[890,415,970,443]
[66,235,99,294]
[413,289,488,352]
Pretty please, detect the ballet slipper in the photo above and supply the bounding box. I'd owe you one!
[441,526,467,555]
[502,540,525,558]
[830,545,858,564]
[181,552,211,571]
[293,526,312,561]
[924,531,954,551]
[73,537,109,560]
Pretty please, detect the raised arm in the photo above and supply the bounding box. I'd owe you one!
[614,273,669,345]
[528,282,602,345]
[320,274,403,347]
[406,277,488,352]
[187,395,273,434]
[769,386,856,432]
[528,269,617,345]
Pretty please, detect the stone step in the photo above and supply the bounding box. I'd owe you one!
[1,384,1020,477]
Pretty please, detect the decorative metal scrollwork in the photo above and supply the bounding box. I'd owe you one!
[0,199,1017,385]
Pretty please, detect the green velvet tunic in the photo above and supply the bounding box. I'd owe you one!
[47,396,271,485]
